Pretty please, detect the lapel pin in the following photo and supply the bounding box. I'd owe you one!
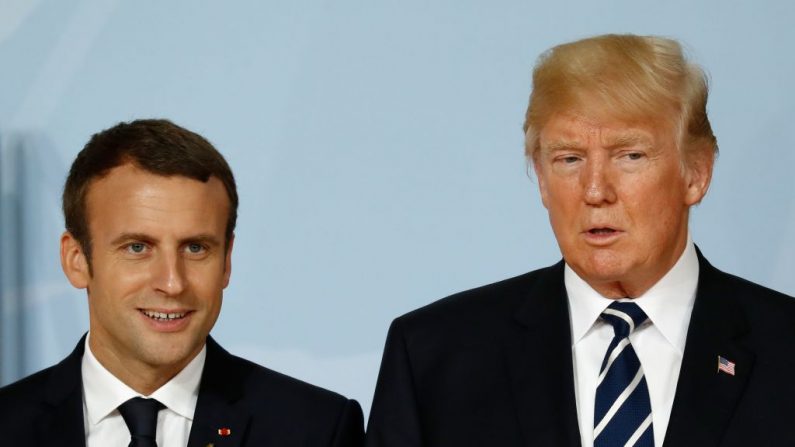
[218,427,232,436]
[718,355,736,376]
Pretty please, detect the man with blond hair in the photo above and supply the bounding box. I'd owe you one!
[365,34,795,446]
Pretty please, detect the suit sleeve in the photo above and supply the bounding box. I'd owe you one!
[331,398,365,447]
[365,319,423,447]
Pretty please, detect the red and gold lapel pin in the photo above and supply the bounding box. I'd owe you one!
[218,427,232,436]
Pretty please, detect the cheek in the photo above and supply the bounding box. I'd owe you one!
[87,280,133,328]
[546,209,583,256]
[91,263,143,294]
[546,190,581,229]
[187,264,227,297]
[622,187,686,239]
[105,270,150,299]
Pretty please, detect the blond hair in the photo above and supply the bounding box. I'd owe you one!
[523,34,717,161]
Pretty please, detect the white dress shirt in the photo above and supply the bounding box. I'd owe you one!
[566,239,699,447]
[81,334,206,447]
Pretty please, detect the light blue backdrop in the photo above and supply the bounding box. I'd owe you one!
[1,0,794,417]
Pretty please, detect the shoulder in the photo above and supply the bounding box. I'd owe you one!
[204,339,362,428]
[390,262,564,345]
[0,337,84,434]
[202,341,364,444]
[0,364,54,406]
[0,337,83,412]
[0,362,69,432]
[699,257,795,335]
[230,352,353,409]
[701,257,795,309]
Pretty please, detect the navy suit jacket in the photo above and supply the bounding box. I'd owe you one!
[0,336,364,446]
[365,251,795,446]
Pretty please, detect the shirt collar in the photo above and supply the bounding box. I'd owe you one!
[566,236,699,354]
[81,333,206,425]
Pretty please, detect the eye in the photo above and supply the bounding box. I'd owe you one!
[186,243,205,254]
[624,152,645,161]
[553,154,582,165]
[127,242,146,254]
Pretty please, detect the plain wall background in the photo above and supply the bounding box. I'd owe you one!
[1,0,794,417]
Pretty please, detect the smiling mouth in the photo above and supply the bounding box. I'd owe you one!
[140,309,189,321]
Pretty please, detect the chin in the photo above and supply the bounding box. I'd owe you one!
[142,336,203,365]
[572,253,632,283]
[142,347,194,368]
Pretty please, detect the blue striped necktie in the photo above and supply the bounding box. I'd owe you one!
[594,301,654,447]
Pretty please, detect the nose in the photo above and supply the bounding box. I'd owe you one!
[581,156,617,206]
[151,250,187,297]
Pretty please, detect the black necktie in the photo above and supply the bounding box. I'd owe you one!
[118,397,165,447]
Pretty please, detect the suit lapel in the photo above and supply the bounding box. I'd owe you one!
[188,337,251,447]
[663,252,754,446]
[36,335,87,447]
[25,335,257,447]
[505,261,582,447]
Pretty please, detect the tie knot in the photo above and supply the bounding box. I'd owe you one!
[601,301,648,338]
[118,397,165,445]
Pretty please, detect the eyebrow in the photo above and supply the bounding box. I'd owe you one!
[110,233,222,247]
[603,132,654,150]
[541,140,583,152]
[541,133,653,153]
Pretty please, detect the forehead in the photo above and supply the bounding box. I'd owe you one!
[539,112,674,151]
[84,163,229,238]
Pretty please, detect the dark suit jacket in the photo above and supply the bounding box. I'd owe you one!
[365,251,795,446]
[0,335,364,446]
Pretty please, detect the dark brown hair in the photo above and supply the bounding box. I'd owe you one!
[63,119,238,268]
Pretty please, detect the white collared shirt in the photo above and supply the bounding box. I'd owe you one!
[566,239,699,447]
[81,334,206,447]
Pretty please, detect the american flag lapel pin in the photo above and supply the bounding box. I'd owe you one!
[717,355,736,376]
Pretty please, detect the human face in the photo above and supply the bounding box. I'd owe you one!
[61,163,232,389]
[533,110,712,298]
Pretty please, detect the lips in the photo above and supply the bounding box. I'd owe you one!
[587,227,618,234]
[582,225,624,246]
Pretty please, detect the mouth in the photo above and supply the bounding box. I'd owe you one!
[582,226,624,245]
[139,309,191,321]
[587,227,619,235]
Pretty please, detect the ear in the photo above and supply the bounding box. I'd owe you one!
[60,231,90,289]
[222,234,234,288]
[532,156,550,209]
[684,145,715,206]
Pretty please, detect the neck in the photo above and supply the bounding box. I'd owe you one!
[592,280,650,299]
[87,335,194,395]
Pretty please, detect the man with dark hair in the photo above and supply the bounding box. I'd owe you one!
[0,119,364,446]
[366,34,795,446]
